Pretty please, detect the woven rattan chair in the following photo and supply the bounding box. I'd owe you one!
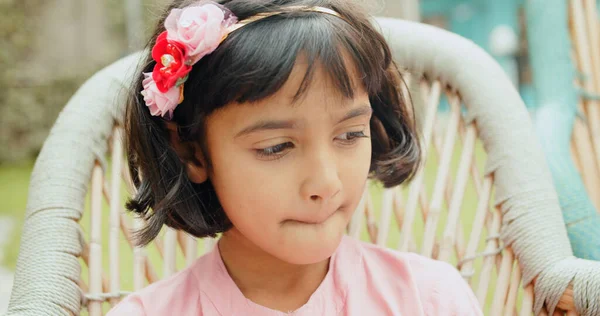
[524,0,600,261]
[6,18,600,316]
[569,0,600,208]
[568,0,600,217]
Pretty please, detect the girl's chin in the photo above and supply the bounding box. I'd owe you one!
[272,231,345,265]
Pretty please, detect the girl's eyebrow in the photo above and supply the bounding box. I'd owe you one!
[235,119,299,138]
[336,105,373,124]
[235,104,372,139]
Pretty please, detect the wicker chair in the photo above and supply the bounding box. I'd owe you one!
[525,0,600,262]
[6,18,600,316]
[568,0,600,208]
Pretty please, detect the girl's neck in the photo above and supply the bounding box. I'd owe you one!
[217,228,330,312]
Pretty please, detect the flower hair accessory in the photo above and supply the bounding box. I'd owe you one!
[141,1,342,119]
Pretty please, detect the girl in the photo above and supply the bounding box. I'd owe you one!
[109,0,483,315]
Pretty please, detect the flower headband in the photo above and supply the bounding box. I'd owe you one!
[141,1,342,119]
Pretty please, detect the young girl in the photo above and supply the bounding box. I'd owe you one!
[109,0,483,315]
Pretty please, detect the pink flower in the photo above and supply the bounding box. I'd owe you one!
[164,2,237,64]
[140,1,238,119]
[141,73,181,119]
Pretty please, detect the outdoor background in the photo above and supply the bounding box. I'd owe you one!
[0,0,173,311]
[0,0,421,312]
[9,0,588,314]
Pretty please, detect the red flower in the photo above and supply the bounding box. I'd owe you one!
[151,31,192,93]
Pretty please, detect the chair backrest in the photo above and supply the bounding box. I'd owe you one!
[569,0,600,210]
[527,0,600,262]
[8,17,600,316]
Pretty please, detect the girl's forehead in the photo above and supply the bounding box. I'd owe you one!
[210,72,370,130]
[271,55,366,106]
[256,65,366,112]
[206,54,370,131]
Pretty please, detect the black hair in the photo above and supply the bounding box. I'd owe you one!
[125,0,421,246]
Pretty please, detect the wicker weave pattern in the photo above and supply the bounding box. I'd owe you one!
[78,82,524,316]
[6,18,600,316]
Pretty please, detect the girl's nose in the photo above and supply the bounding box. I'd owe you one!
[299,150,342,204]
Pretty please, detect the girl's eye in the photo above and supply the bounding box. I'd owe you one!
[256,142,294,159]
[336,131,369,144]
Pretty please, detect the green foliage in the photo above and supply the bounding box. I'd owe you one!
[0,160,33,269]
[0,1,86,162]
[0,0,165,164]
[0,77,87,162]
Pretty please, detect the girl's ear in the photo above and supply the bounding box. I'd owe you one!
[165,121,208,184]
[185,162,208,183]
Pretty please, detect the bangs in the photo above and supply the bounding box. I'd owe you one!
[181,12,389,112]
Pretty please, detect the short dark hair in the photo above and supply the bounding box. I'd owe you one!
[125,0,421,246]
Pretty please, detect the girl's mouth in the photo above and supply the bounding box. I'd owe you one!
[285,206,342,225]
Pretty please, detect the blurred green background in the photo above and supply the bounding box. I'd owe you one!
[0,0,167,272]
[1,0,560,314]
[0,0,173,310]
[0,1,421,312]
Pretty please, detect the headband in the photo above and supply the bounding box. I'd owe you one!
[141,1,342,119]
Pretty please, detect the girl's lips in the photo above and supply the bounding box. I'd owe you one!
[285,207,342,225]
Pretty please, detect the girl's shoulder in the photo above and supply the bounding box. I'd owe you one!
[340,236,483,315]
[106,248,217,316]
[343,235,462,277]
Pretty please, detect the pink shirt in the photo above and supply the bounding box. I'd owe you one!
[108,236,483,315]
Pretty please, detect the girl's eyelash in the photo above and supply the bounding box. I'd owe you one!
[256,142,294,159]
[255,130,368,160]
[337,131,369,143]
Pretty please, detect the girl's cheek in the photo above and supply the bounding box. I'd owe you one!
[340,142,371,183]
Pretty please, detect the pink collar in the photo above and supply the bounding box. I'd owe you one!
[192,236,361,315]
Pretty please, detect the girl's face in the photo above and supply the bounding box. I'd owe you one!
[204,60,372,264]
